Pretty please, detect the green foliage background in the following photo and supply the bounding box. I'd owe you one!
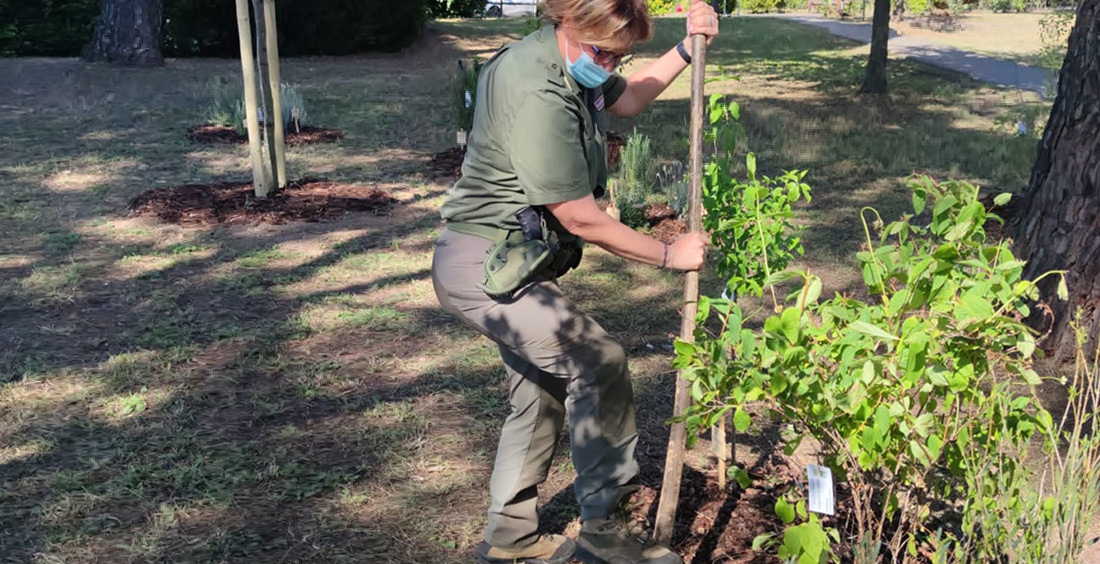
[2,0,431,58]
[428,0,488,17]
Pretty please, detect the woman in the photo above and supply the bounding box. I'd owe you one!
[432,1,719,563]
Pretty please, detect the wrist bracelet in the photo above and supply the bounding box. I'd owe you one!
[661,243,670,269]
[676,40,691,64]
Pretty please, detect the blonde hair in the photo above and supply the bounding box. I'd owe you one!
[540,0,652,54]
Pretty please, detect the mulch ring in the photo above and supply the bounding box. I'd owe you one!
[186,124,344,146]
[631,455,796,563]
[428,146,466,180]
[129,178,397,226]
[646,202,688,244]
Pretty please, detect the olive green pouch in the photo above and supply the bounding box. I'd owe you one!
[477,232,553,298]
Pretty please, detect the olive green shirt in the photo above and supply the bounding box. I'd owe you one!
[440,25,627,231]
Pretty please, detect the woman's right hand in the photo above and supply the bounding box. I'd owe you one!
[668,232,709,271]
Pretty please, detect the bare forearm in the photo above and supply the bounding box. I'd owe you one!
[569,211,668,267]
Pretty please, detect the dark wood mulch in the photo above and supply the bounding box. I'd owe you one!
[646,202,688,244]
[128,178,396,226]
[186,124,344,146]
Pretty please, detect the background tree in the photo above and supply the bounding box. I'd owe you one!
[861,0,891,93]
[1012,0,1098,357]
[83,0,164,65]
[858,0,893,92]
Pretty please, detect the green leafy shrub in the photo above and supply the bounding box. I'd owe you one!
[203,79,247,133]
[1037,11,1074,70]
[616,132,657,228]
[677,173,1070,562]
[0,0,98,57]
[648,0,681,15]
[202,80,308,134]
[907,0,932,15]
[166,0,429,57]
[742,0,781,13]
[656,162,689,218]
[279,0,429,55]
[280,84,308,131]
[164,0,238,57]
[427,0,488,17]
[699,94,806,300]
[934,316,1100,563]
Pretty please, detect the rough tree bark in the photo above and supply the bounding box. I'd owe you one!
[861,0,891,93]
[83,0,164,66]
[1012,0,1100,358]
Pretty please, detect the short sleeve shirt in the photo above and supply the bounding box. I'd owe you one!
[439,25,627,231]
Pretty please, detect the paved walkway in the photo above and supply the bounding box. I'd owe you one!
[764,14,1055,96]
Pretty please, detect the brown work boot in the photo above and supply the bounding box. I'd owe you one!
[576,511,682,564]
[474,534,575,564]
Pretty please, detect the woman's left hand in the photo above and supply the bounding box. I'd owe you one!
[685,0,721,46]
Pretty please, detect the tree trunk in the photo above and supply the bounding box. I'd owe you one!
[252,0,280,191]
[263,0,287,189]
[1012,0,1100,358]
[83,0,164,66]
[860,0,890,93]
[235,0,270,197]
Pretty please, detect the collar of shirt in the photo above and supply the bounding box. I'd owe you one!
[533,24,583,95]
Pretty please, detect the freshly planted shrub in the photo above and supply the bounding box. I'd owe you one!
[676,174,1069,562]
[202,80,309,134]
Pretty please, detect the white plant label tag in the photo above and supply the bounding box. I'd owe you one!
[457,130,468,146]
[806,464,835,516]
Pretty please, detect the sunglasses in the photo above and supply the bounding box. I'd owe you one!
[591,45,634,68]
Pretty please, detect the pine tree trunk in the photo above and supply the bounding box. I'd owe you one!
[860,0,890,93]
[1012,0,1100,358]
[83,0,164,66]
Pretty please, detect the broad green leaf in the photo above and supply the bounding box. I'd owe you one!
[1017,334,1036,359]
[780,307,801,344]
[1057,277,1069,301]
[861,360,876,384]
[848,320,898,342]
[746,152,757,179]
[1021,369,1041,385]
[955,290,994,324]
[752,533,774,552]
[801,276,823,308]
[927,434,944,459]
[734,407,752,432]
[912,189,927,215]
[674,339,696,357]
[886,288,910,317]
[764,269,801,286]
[729,466,753,489]
[775,496,795,524]
[993,192,1012,207]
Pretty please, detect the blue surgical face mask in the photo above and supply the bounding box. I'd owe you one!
[566,41,611,89]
